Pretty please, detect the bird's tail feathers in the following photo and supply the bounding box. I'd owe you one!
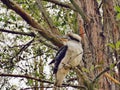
[55,68,69,86]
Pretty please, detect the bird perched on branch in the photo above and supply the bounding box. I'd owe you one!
[49,32,83,87]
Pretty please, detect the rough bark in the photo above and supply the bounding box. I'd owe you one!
[103,0,120,89]
[74,0,120,89]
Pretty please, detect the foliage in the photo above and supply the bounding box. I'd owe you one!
[107,41,120,52]
[115,6,120,20]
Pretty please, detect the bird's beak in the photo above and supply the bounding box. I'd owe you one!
[57,36,69,43]
[61,36,68,42]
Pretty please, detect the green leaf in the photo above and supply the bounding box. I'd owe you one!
[107,43,115,49]
[110,63,115,69]
[115,41,120,50]
[82,67,89,73]
[116,13,120,20]
[90,65,95,71]
[10,15,16,21]
[61,21,66,26]
[115,6,120,12]
[27,79,33,85]
[35,71,39,77]
[0,18,2,21]
[4,16,9,22]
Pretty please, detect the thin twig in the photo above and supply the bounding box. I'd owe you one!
[21,86,53,90]
[4,39,34,68]
[0,28,35,37]
[92,67,110,84]
[0,73,53,84]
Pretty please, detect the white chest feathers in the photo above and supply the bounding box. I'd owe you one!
[59,40,83,69]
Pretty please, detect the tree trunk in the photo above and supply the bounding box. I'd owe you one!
[75,0,120,89]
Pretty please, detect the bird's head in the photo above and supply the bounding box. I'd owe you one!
[58,32,82,45]
[67,32,82,42]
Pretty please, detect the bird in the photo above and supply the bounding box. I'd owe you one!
[49,32,83,87]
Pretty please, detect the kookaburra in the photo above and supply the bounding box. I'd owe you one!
[49,32,83,86]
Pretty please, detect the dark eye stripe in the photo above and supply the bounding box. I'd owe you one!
[69,35,80,42]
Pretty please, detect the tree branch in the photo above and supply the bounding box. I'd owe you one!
[0,73,85,89]
[92,61,120,84]
[104,73,120,85]
[1,0,63,47]
[0,73,53,84]
[36,0,59,34]
[0,28,58,50]
[4,39,34,68]
[36,0,54,28]
[1,0,43,30]
[92,67,110,84]
[21,86,53,90]
[0,28,35,37]
[70,0,89,22]
[43,0,76,11]
[36,0,60,35]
